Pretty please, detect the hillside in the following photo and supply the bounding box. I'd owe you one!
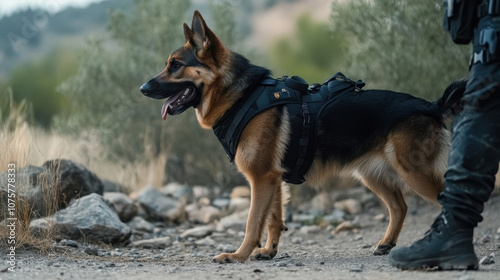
[0,0,133,77]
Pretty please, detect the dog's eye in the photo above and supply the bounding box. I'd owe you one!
[171,62,183,72]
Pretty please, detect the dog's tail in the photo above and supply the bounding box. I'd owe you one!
[435,79,467,120]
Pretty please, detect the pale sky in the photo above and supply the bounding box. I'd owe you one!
[0,0,106,17]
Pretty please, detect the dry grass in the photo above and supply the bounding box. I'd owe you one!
[0,89,168,250]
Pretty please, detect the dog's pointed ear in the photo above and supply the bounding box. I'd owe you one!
[191,10,211,51]
[183,22,194,43]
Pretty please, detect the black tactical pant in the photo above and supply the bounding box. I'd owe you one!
[438,15,500,227]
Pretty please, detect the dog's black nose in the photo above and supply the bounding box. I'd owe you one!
[140,78,159,94]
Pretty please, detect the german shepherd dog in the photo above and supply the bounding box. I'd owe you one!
[140,11,465,263]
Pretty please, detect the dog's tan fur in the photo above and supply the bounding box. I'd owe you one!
[150,11,450,263]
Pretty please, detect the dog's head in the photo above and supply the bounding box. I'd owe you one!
[140,11,226,120]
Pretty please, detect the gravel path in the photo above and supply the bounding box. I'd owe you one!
[2,195,499,280]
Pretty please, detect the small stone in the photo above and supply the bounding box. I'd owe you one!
[373,213,386,222]
[161,182,194,204]
[333,221,360,234]
[103,192,138,223]
[323,209,346,224]
[278,262,288,267]
[479,234,492,244]
[306,240,317,245]
[84,246,99,256]
[216,243,237,253]
[295,262,304,267]
[56,256,66,262]
[195,236,216,246]
[292,213,316,224]
[276,253,291,259]
[212,198,230,209]
[30,217,54,238]
[129,236,172,249]
[479,253,495,265]
[334,199,362,215]
[350,264,363,272]
[291,237,303,244]
[137,187,182,221]
[300,225,320,234]
[230,186,250,198]
[59,239,78,248]
[180,225,215,239]
[228,197,250,213]
[216,209,248,232]
[128,216,155,233]
[0,264,11,272]
[186,204,221,224]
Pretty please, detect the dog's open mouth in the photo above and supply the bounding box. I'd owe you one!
[161,86,197,120]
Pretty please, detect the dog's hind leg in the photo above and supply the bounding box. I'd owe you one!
[357,167,408,255]
[251,183,290,260]
[385,116,448,203]
[212,172,282,263]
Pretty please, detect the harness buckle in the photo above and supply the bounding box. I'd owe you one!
[471,28,500,66]
[301,103,310,127]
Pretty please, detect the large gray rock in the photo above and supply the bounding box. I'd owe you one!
[0,165,53,220]
[43,159,104,207]
[137,187,183,222]
[53,193,131,244]
[0,161,105,220]
[103,192,137,222]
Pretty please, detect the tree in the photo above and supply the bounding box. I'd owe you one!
[330,0,470,99]
[3,48,76,127]
[271,13,347,83]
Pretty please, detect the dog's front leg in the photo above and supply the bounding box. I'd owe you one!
[212,173,281,263]
[251,182,289,260]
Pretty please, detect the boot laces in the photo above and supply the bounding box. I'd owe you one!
[415,211,449,245]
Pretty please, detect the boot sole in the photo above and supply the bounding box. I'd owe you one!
[389,254,479,271]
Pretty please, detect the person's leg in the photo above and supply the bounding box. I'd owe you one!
[388,62,500,270]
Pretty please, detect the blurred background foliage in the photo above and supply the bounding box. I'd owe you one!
[0,0,472,189]
[330,0,470,99]
[271,13,346,82]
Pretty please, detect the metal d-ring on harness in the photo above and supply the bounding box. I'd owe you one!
[212,72,365,184]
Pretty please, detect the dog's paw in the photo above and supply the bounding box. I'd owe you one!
[251,247,278,260]
[212,253,248,264]
[372,242,396,255]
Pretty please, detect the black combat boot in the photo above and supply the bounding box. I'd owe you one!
[388,210,478,270]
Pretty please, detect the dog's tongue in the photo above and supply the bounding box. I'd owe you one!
[161,101,169,120]
[161,91,183,120]
[161,98,175,120]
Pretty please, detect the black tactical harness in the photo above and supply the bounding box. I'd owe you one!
[213,73,365,184]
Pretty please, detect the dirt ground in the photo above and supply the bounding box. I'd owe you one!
[1,195,499,280]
